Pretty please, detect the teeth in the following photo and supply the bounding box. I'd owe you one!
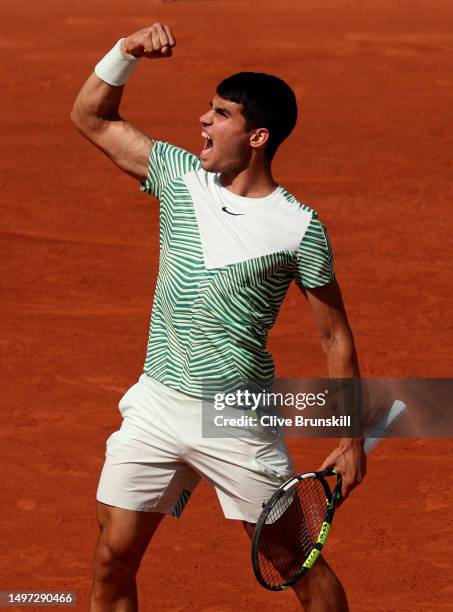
[201,133,213,156]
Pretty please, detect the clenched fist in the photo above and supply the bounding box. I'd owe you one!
[122,23,176,59]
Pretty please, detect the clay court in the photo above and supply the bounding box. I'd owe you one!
[2,0,453,609]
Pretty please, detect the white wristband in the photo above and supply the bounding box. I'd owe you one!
[94,39,141,86]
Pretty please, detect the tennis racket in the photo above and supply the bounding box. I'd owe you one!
[251,400,406,591]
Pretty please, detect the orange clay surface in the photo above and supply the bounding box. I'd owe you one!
[1,0,453,610]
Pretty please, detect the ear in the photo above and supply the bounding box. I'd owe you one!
[249,128,270,151]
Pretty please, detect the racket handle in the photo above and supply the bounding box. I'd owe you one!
[363,400,406,454]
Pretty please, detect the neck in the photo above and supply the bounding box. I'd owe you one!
[219,156,276,198]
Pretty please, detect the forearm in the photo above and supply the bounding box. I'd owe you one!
[69,27,175,179]
[71,36,142,133]
[323,332,360,379]
[71,24,174,133]
[308,285,367,492]
[323,333,364,445]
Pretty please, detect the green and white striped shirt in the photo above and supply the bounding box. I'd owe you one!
[140,141,335,397]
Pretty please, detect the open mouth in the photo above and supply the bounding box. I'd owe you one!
[201,132,213,159]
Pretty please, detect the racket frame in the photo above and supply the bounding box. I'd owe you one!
[251,468,342,591]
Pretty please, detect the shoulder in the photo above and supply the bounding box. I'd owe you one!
[277,187,325,239]
[276,187,335,252]
[278,186,319,219]
[150,140,201,172]
[140,140,201,197]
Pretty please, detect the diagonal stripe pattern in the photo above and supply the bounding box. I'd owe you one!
[140,142,335,397]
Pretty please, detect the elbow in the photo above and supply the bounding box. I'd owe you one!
[70,107,79,128]
[70,103,85,133]
[70,103,104,139]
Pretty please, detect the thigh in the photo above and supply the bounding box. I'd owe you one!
[96,502,164,568]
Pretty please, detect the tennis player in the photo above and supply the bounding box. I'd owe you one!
[71,23,366,612]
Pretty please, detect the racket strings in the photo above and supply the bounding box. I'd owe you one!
[256,478,327,587]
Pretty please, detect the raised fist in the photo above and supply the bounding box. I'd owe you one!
[122,23,176,58]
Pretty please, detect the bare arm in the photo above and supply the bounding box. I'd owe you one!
[70,24,176,181]
[302,279,366,499]
[303,279,359,378]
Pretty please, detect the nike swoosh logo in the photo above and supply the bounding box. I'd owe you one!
[222,206,245,216]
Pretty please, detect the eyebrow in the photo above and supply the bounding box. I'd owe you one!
[209,99,232,117]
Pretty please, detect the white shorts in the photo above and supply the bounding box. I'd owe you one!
[97,375,294,522]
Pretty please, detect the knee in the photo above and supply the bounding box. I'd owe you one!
[295,556,346,602]
[302,555,335,588]
[93,540,138,585]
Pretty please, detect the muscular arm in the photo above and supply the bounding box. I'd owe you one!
[71,75,152,180]
[302,279,366,499]
[304,279,359,378]
[70,24,176,181]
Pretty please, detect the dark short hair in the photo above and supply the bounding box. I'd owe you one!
[216,72,298,159]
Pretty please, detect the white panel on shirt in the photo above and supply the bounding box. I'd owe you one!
[183,168,312,270]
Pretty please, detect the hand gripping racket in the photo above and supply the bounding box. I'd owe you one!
[251,400,406,591]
